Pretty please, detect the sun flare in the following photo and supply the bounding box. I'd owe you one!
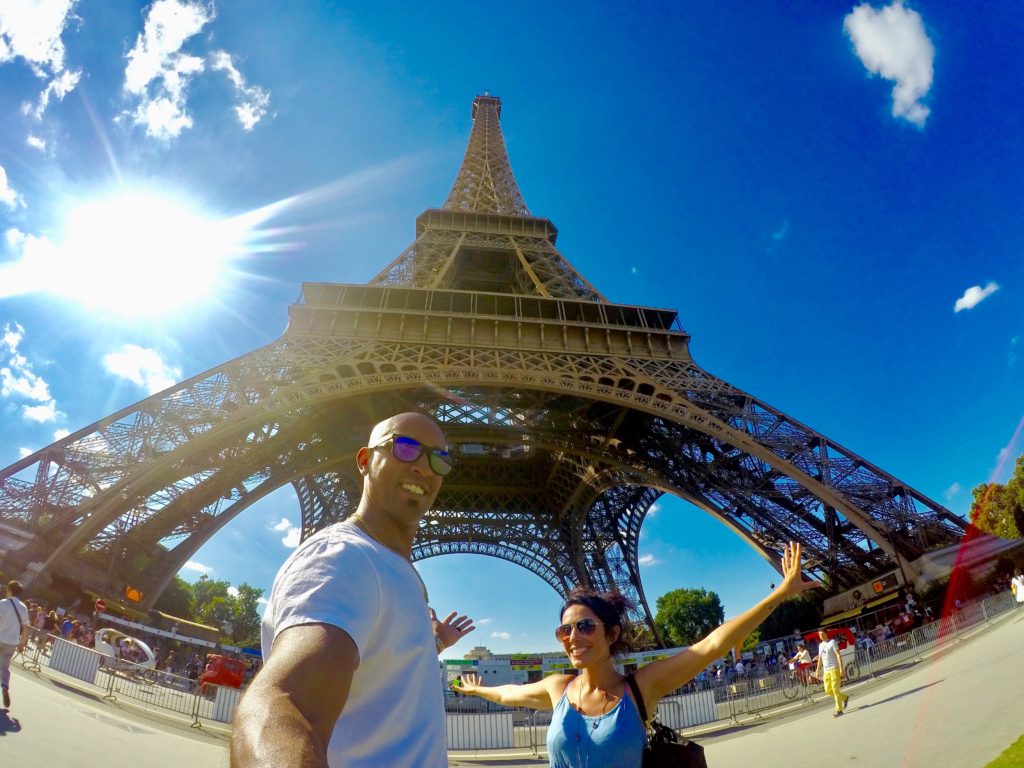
[49,190,250,315]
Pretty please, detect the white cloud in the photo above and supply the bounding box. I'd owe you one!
[227,585,239,598]
[844,2,935,127]
[0,0,81,119]
[646,503,661,516]
[1,322,62,423]
[183,560,213,574]
[0,230,62,300]
[123,0,214,140]
[271,517,302,548]
[26,134,46,151]
[19,447,32,458]
[24,66,80,119]
[102,345,182,394]
[954,282,999,312]
[477,618,493,625]
[490,631,511,640]
[0,165,24,208]
[210,50,270,130]
[23,401,59,422]
[772,221,789,241]
[638,553,659,567]
[943,482,961,502]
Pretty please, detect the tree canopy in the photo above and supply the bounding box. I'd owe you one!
[654,587,724,647]
[969,453,1024,540]
[152,574,264,647]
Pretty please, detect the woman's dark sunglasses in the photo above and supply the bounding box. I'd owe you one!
[554,618,604,641]
[369,434,454,477]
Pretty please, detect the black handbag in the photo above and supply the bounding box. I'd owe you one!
[626,674,708,768]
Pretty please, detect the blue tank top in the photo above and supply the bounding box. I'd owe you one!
[546,677,647,768]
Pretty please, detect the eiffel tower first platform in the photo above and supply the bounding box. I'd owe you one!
[0,95,965,644]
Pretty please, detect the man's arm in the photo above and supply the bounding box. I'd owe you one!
[231,624,358,768]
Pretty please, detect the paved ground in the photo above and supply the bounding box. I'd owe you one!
[2,609,1021,767]
[699,608,1024,768]
[0,668,228,766]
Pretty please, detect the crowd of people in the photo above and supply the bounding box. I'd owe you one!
[0,585,263,697]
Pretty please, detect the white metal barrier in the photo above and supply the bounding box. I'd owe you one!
[49,638,101,683]
[657,689,717,729]
[446,711,515,749]
[17,589,1022,751]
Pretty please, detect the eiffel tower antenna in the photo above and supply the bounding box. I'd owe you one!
[0,94,965,645]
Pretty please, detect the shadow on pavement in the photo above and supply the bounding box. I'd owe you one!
[0,710,22,734]
[850,680,943,712]
[50,679,106,702]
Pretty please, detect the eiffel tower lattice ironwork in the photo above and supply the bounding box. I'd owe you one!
[0,94,965,645]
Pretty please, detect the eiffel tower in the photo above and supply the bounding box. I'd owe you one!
[0,94,965,644]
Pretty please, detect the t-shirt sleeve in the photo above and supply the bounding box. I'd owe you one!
[268,534,382,657]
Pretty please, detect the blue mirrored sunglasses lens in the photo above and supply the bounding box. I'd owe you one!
[392,436,453,476]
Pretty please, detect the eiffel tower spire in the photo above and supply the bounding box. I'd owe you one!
[444,94,530,216]
[370,94,604,300]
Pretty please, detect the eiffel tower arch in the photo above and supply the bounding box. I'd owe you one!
[0,95,965,645]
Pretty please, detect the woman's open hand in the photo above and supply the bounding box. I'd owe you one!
[454,671,485,695]
[778,542,819,598]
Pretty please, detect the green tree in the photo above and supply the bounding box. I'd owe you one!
[741,628,761,652]
[969,482,1022,539]
[198,595,235,634]
[230,583,264,646]
[654,588,724,647]
[192,575,232,614]
[153,575,196,620]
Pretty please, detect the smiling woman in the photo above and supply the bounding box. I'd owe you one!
[50,190,248,315]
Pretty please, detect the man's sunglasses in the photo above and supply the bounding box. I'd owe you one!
[369,434,454,477]
[554,618,604,642]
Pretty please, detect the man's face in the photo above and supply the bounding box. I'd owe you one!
[360,413,447,522]
[818,630,828,642]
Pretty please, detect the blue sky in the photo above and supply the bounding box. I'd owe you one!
[0,1,1021,655]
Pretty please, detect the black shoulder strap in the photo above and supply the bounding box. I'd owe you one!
[625,673,649,724]
[7,598,23,631]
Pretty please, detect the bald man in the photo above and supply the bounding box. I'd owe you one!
[232,413,475,768]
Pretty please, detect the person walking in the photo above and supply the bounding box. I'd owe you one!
[231,412,475,768]
[1010,569,1024,607]
[457,542,817,767]
[0,580,31,709]
[814,628,849,717]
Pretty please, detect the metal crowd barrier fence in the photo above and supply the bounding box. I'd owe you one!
[12,590,1020,754]
[16,634,243,727]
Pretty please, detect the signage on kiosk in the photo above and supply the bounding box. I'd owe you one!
[95,598,107,614]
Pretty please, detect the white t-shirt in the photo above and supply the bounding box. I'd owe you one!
[262,522,445,768]
[0,597,29,646]
[1012,575,1024,603]
[818,638,842,670]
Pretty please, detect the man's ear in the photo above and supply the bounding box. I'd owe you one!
[356,446,371,475]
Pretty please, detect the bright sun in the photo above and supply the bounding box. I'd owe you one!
[49,190,248,315]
